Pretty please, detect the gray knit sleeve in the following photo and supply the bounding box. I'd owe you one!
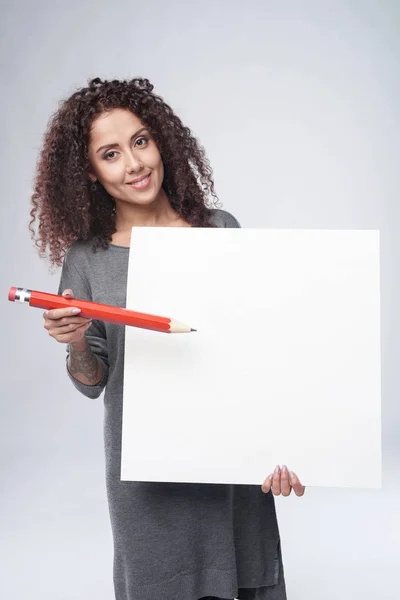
[225,212,241,228]
[57,248,109,399]
[210,208,241,228]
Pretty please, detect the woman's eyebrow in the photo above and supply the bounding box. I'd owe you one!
[96,127,148,154]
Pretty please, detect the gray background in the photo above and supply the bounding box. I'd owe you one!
[1,1,399,598]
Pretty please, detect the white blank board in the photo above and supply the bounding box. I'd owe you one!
[121,228,381,488]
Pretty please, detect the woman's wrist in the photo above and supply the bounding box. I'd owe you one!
[70,337,89,352]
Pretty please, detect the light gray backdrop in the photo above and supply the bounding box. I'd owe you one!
[1,1,399,599]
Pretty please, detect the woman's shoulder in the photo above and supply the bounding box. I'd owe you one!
[208,208,241,228]
[62,238,114,273]
[63,238,96,264]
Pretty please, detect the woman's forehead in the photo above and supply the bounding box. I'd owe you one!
[90,109,143,140]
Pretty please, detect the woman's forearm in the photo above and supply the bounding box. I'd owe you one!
[67,338,103,386]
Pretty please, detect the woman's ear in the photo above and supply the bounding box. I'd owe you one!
[88,172,97,184]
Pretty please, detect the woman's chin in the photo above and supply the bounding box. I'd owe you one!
[119,194,158,207]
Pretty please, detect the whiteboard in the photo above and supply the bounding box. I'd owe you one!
[121,228,381,488]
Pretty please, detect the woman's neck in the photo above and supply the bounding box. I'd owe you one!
[111,191,190,246]
[114,189,184,230]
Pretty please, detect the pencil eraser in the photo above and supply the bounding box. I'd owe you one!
[8,287,17,302]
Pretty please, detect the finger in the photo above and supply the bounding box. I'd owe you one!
[280,465,291,496]
[45,306,82,320]
[44,315,90,330]
[48,320,92,336]
[62,289,75,298]
[289,472,306,497]
[52,321,92,343]
[261,473,273,494]
[55,315,90,327]
[271,465,281,496]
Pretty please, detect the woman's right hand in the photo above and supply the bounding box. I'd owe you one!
[43,288,92,344]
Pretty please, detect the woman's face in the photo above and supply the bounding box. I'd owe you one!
[88,108,164,206]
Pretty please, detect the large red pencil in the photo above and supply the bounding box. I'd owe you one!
[8,287,196,334]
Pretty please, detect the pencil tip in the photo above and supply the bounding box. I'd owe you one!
[191,328,197,332]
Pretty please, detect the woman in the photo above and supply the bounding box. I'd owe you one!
[30,77,305,600]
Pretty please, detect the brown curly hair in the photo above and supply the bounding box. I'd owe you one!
[29,77,220,266]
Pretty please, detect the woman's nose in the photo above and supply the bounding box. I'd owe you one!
[125,152,142,173]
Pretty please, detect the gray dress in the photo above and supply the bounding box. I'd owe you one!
[58,208,287,600]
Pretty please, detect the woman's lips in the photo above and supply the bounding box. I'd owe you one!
[129,173,151,189]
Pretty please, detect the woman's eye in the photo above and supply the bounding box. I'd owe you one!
[135,136,148,147]
[104,151,117,160]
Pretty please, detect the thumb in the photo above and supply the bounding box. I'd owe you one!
[62,289,74,298]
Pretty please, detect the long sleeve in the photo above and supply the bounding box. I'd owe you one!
[211,208,241,228]
[227,213,241,228]
[57,247,109,399]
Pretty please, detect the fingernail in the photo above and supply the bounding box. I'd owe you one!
[71,308,81,314]
[282,465,288,473]
[274,465,280,474]
[289,471,295,480]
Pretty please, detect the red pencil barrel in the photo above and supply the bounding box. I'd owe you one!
[28,290,172,332]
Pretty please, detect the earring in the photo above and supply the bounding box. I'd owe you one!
[91,181,97,191]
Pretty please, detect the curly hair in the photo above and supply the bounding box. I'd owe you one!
[29,77,220,266]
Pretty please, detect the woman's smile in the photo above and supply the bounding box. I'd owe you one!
[127,173,152,189]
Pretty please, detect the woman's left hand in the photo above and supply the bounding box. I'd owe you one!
[261,465,305,497]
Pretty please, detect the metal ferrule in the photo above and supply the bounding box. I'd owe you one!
[14,288,32,303]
